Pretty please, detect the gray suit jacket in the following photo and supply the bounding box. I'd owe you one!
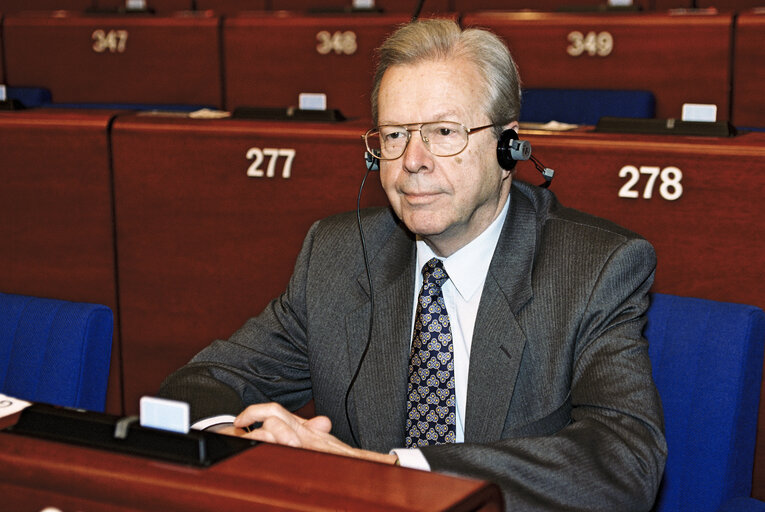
[160,181,666,511]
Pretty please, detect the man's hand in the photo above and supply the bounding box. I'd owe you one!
[220,402,398,465]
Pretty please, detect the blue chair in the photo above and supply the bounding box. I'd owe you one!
[646,293,765,512]
[520,88,655,125]
[0,292,113,412]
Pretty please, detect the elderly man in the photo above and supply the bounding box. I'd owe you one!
[160,18,666,510]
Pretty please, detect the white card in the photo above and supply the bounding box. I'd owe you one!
[140,396,190,434]
[682,103,717,122]
[0,393,32,419]
[299,93,327,111]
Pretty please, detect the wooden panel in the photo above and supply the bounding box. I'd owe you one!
[93,0,197,12]
[454,0,701,9]
[0,428,502,511]
[732,10,765,128]
[270,0,356,9]
[0,109,122,414]
[111,114,389,413]
[463,11,732,120]
[3,11,222,106]
[0,0,93,12]
[194,0,267,12]
[223,12,410,120]
[517,128,765,309]
[515,127,765,499]
[697,0,765,9]
[92,0,268,14]
[455,0,652,11]
[376,0,451,12]
[0,12,4,84]
[270,0,450,11]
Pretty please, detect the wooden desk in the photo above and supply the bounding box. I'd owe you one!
[463,11,733,120]
[733,10,765,128]
[110,114,389,413]
[3,10,222,107]
[0,109,122,415]
[223,12,411,120]
[0,415,502,511]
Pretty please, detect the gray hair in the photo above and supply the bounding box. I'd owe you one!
[370,18,522,135]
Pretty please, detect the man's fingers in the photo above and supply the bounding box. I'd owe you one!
[304,415,332,433]
[234,402,294,429]
[260,416,303,447]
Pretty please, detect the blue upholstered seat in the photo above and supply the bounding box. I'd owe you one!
[647,293,765,512]
[0,292,113,412]
[521,88,655,125]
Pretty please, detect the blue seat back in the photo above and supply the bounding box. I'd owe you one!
[647,293,765,512]
[521,88,655,125]
[0,292,113,412]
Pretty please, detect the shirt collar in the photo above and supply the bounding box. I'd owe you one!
[416,194,510,301]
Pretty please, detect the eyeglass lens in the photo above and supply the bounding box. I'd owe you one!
[367,121,469,159]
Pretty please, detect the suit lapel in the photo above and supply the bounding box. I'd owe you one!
[345,220,415,451]
[465,185,540,443]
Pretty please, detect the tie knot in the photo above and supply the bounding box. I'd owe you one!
[422,258,449,288]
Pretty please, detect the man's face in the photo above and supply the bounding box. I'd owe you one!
[377,57,512,257]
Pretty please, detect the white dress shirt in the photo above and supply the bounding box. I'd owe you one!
[393,195,510,470]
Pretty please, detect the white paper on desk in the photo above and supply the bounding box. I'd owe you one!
[0,393,32,418]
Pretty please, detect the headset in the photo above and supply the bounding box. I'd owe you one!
[365,129,554,188]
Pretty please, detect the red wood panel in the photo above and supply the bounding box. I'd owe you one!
[194,0,267,13]
[0,429,502,511]
[0,13,5,84]
[223,12,410,120]
[269,0,450,12]
[518,128,764,309]
[0,0,93,12]
[463,11,733,120]
[516,127,765,498]
[454,0,701,10]
[270,0,357,9]
[111,114,390,413]
[93,0,269,14]
[732,10,765,127]
[3,11,222,106]
[93,0,195,12]
[698,0,765,9]
[0,109,122,415]
[376,0,450,12]
[455,0,652,11]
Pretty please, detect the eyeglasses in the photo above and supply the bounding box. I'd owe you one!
[362,121,496,160]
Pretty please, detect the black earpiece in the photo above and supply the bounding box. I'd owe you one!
[364,150,381,172]
[497,128,555,188]
[496,129,532,170]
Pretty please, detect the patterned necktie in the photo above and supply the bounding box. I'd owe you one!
[406,257,456,447]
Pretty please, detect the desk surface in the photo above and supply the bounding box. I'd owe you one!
[0,413,502,511]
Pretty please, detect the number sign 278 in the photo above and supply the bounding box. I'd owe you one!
[618,165,683,201]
